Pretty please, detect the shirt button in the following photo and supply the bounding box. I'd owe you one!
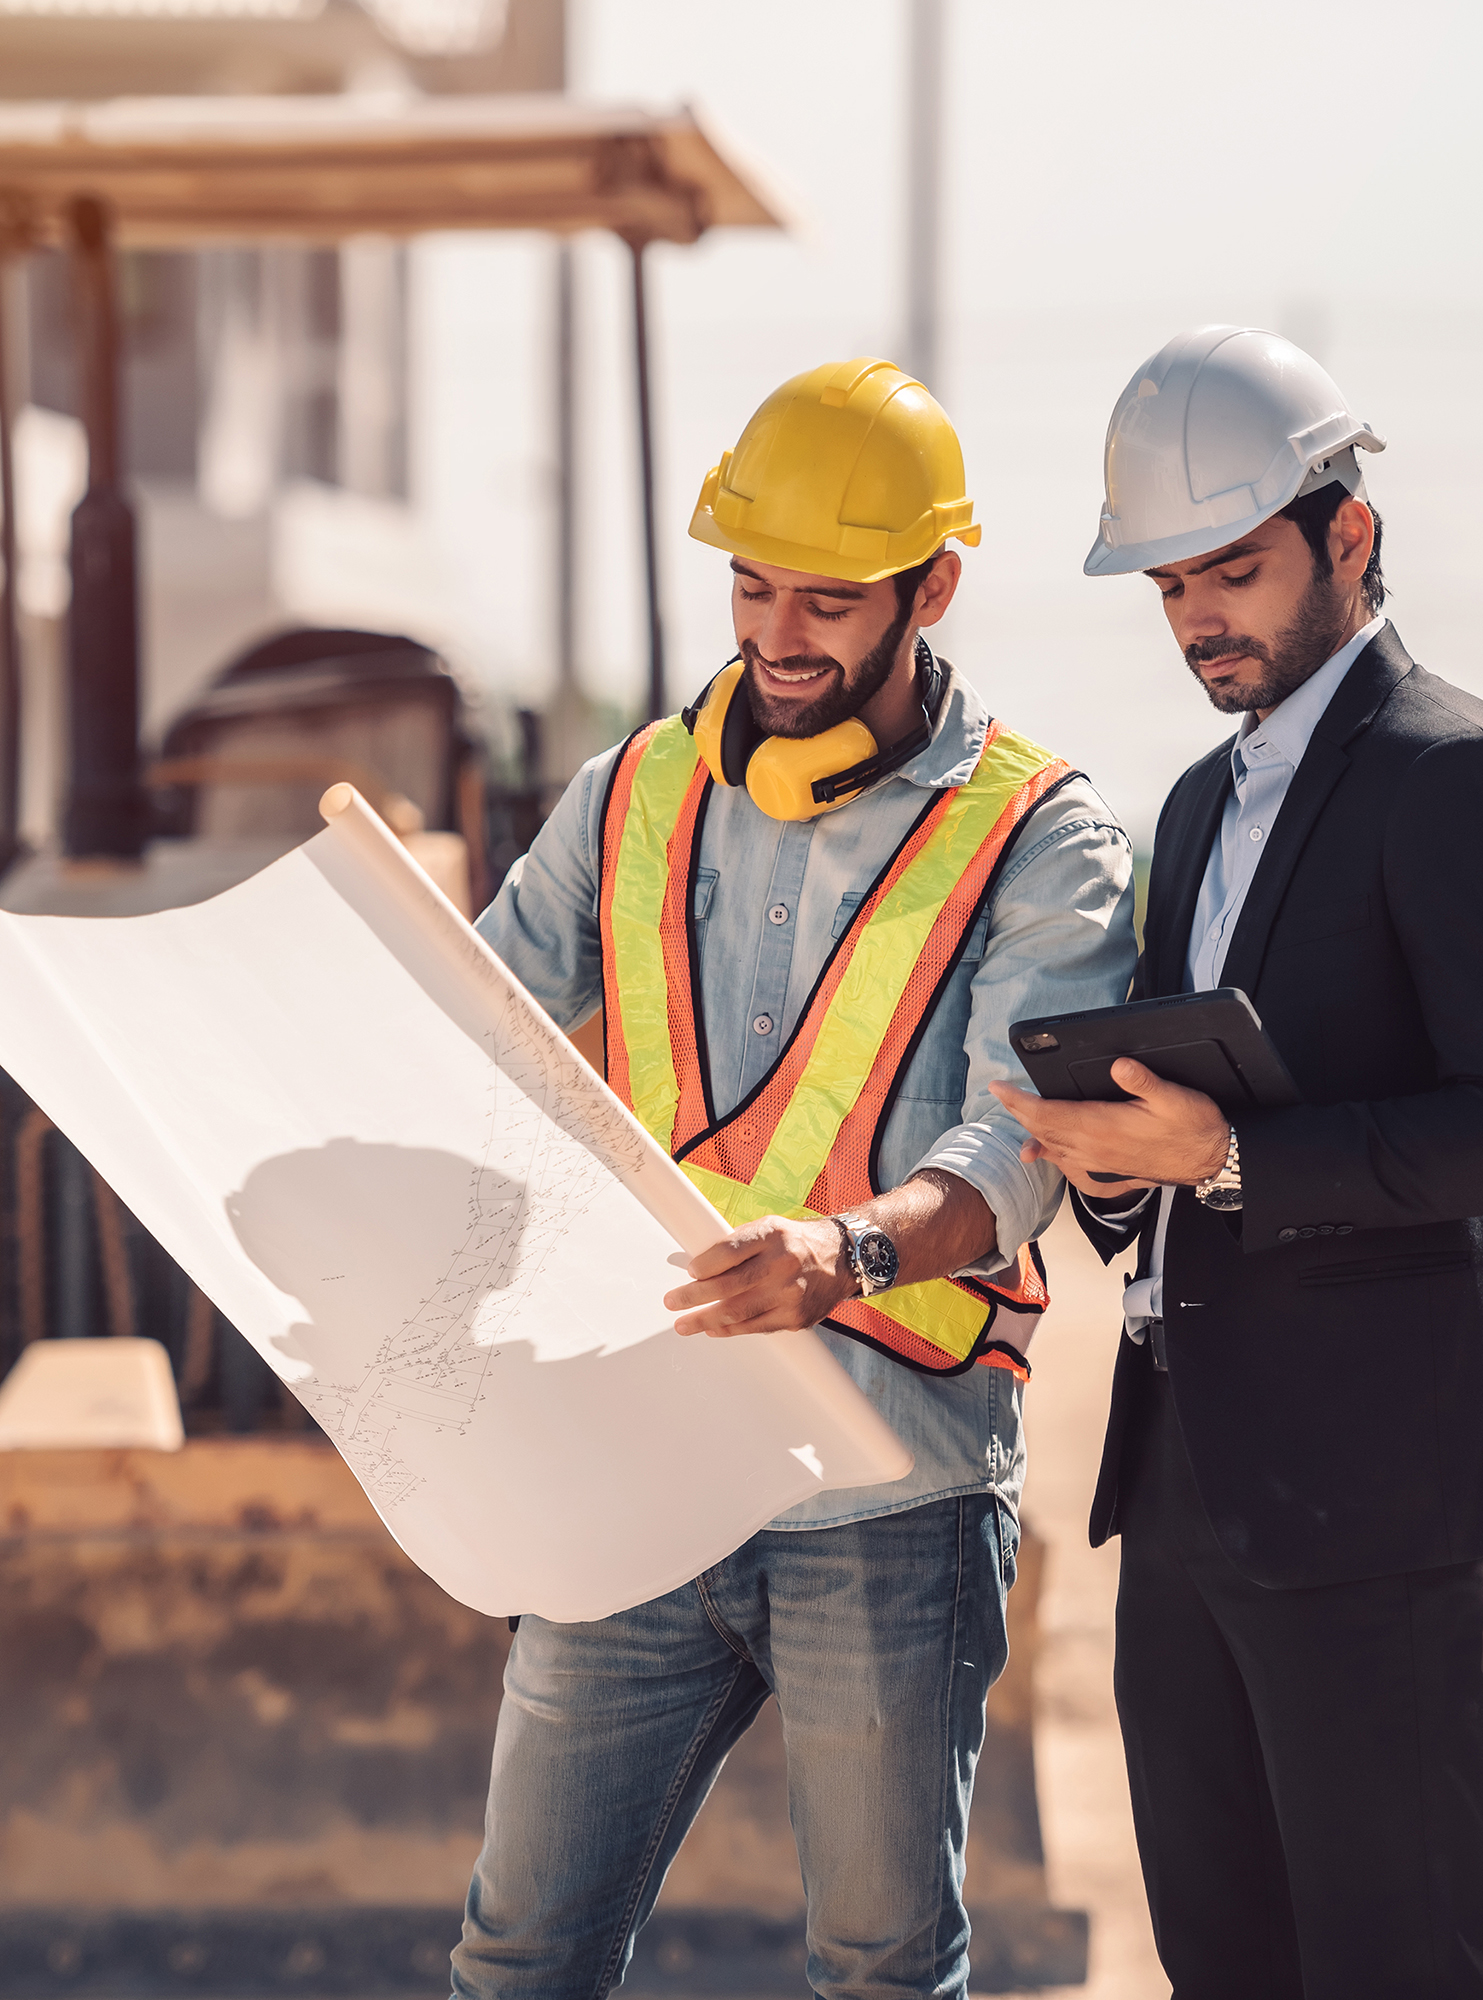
[767,903,790,926]
[1249,826,1263,842]
[1209,926,1220,942]
[752,1014,774,1036]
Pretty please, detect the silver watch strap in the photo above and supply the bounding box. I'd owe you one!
[1196,1124,1241,1196]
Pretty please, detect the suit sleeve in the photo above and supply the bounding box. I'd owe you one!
[1237,735,1483,1248]
[1070,1183,1157,1265]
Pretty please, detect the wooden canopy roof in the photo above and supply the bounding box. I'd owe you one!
[0,92,786,247]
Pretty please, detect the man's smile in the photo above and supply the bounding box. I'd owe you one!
[758,660,835,686]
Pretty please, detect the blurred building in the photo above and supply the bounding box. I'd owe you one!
[1,0,579,857]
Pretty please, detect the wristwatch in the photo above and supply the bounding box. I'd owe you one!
[1195,1125,1243,1211]
[833,1214,900,1297]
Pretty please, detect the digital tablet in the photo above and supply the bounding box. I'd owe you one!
[1009,988,1298,1113]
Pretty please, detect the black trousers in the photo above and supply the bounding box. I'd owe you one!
[1114,1345,1483,1999]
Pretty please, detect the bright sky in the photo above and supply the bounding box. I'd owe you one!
[549,0,1483,843]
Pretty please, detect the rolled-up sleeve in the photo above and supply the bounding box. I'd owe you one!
[915,780,1138,1275]
[472,746,621,1030]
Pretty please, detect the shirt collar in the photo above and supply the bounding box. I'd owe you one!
[892,648,989,791]
[1233,613,1386,778]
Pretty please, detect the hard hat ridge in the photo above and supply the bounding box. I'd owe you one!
[689,357,980,584]
[1085,324,1385,577]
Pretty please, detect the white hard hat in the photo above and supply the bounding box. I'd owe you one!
[1085,324,1386,578]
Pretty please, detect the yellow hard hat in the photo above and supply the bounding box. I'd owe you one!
[688,357,981,584]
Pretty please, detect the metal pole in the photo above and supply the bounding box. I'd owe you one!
[905,0,945,393]
[0,254,22,875]
[555,240,576,693]
[64,196,147,859]
[627,237,665,723]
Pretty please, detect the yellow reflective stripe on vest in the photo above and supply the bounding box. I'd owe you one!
[604,723,700,1154]
[744,727,1057,1215]
[678,1161,990,1365]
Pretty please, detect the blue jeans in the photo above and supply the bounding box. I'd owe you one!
[451,1493,1016,2000]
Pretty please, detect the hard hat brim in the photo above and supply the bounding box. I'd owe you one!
[1083,511,1290,577]
[689,497,980,586]
[1084,435,1384,579]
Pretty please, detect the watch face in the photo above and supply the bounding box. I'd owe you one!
[1198,1185,1244,1212]
[856,1227,899,1290]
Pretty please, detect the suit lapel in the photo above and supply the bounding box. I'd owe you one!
[1219,623,1413,995]
[1146,752,1231,996]
[1217,738,1349,995]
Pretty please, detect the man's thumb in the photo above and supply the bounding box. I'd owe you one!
[1110,1056,1156,1095]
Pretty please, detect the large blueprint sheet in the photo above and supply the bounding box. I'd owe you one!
[0,789,910,1619]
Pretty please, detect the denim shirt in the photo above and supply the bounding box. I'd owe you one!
[475,658,1137,1528]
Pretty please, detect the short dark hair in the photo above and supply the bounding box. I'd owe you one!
[891,551,940,614]
[1279,482,1386,614]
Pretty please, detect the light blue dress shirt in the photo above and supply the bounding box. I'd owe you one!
[1122,615,1387,1330]
[476,656,1136,1528]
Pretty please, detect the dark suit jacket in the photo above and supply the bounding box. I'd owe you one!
[1079,623,1483,1589]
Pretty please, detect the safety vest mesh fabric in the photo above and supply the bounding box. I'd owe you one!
[598,713,1074,1376]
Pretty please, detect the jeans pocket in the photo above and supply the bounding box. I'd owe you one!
[995,1497,1021,1593]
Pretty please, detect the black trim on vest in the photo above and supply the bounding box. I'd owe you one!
[817,1303,992,1375]
[596,724,651,1083]
[813,1310,1033,1380]
[685,774,720,1134]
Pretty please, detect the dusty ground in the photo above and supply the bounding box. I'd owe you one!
[1023,1207,1165,2000]
[140,1203,1162,2000]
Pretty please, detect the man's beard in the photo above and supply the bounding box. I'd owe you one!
[1186,564,1351,714]
[741,598,914,739]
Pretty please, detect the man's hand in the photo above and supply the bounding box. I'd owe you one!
[664,1215,855,1339]
[988,1059,1230,1200]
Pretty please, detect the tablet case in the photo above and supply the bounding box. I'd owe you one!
[1009,988,1298,1112]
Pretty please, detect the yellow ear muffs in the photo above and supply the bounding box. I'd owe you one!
[684,659,881,822]
[743,718,879,821]
[688,659,756,788]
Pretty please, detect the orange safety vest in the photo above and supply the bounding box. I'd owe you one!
[598,713,1076,1375]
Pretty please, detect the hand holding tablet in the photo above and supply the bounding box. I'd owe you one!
[1008,989,1298,1112]
[991,990,1297,1193]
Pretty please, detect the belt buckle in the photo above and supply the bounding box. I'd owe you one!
[1148,1319,1169,1373]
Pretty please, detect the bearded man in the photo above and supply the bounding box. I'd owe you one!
[450,358,1135,1999]
[995,326,1483,1998]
